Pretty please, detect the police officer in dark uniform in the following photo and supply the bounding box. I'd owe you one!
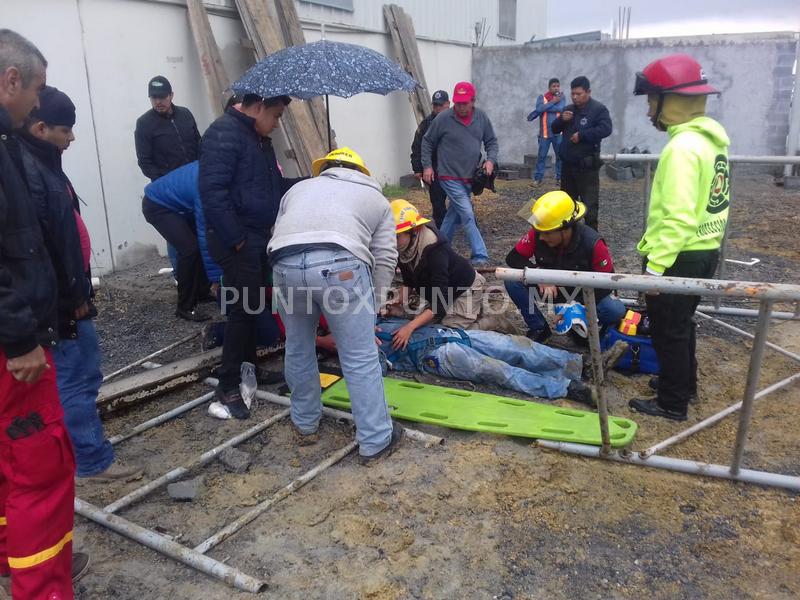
[552,76,612,231]
[410,90,450,228]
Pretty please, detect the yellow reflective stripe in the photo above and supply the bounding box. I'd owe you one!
[0,517,6,526]
[8,531,72,569]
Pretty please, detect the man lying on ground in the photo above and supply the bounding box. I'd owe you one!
[376,318,598,407]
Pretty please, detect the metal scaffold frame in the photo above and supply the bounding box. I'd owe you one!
[496,266,800,491]
[77,368,443,592]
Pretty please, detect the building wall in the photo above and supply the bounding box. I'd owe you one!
[204,0,548,46]
[472,33,799,166]
[4,0,532,273]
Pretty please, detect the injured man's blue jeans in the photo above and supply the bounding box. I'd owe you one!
[377,319,582,399]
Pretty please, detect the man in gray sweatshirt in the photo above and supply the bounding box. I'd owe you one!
[421,81,498,266]
[268,147,403,463]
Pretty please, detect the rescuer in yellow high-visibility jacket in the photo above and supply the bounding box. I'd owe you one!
[628,54,730,422]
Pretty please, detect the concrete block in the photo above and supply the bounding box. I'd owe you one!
[523,154,537,167]
[517,166,534,179]
[498,169,520,180]
[399,174,420,188]
[218,447,252,474]
[167,476,204,502]
[784,176,800,190]
[605,163,633,181]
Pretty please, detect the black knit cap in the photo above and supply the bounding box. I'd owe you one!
[30,86,76,128]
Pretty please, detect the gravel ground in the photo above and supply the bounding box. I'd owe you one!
[76,173,800,600]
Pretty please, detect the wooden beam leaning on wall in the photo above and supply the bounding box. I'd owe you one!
[272,0,334,151]
[187,0,231,118]
[234,0,329,174]
[383,4,430,125]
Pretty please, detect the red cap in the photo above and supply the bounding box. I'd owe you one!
[452,81,475,103]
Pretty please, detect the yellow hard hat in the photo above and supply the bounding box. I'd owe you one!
[391,199,431,234]
[527,190,586,232]
[311,146,371,177]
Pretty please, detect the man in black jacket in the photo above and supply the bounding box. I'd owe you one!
[134,75,201,182]
[552,76,612,230]
[200,93,303,419]
[19,85,142,483]
[0,28,79,598]
[410,90,450,228]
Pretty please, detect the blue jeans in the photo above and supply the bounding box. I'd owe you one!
[423,330,582,399]
[51,319,114,476]
[439,179,489,262]
[272,247,393,457]
[504,280,627,332]
[534,135,562,181]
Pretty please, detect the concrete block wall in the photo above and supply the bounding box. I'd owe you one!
[472,33,799,167]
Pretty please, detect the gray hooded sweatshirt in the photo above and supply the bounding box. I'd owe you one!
[268,167,398,305]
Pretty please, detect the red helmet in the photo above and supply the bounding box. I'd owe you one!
[634,54,719,96]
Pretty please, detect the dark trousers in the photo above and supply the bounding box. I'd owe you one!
[429,178,448,229]
[207,230,268,393]
[646,250,719,413]
[142,197,208,312]
[561,163,600,230]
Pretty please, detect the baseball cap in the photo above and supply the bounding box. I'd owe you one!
[431,90,449,105]
[452,81,475,103]
[31,86,76,128]
[148,76,173,98]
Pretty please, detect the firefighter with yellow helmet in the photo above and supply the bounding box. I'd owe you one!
[385,199,493,350]
[629,54,730,422]
[504,190,626,342]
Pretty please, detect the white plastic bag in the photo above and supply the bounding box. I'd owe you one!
[208,362,257,420]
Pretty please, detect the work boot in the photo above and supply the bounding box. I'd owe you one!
[291,422,320,447]
[526,322,552,344]
[219,389,250,420]
[256,367,284,386]
[628,398,687,422]
[72,552,90,582]
[565,381,597,408]
[648,377,698,404]
[176,307,210,322]
[359,421,405,465]
[80,462,144,483]
[200,323,221,351]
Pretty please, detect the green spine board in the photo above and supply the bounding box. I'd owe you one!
[320,377,637,448]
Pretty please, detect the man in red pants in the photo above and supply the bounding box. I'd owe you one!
[0,29,79,599]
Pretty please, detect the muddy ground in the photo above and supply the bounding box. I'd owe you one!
[75,173,800,599]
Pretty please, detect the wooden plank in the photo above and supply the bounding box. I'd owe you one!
[392,4,430,115]
[187,0,231,118]
[234,0,328,174]
[272,0,334,152]
[97,348,223,413]
[383,4,428,125]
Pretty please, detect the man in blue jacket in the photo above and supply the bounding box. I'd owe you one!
[552,76,612,230]
[527,78,566,185]
[199,94,303,418]
[143,160,210,321]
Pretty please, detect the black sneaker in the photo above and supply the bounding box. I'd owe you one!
[218,389,250,420]
[628,397,687,422]
[565,381,597,408]
[359,421,405,465]
[526,323,552,344]
[648,377,698,404]
[72,552,90,582]
[176,308,210,322]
